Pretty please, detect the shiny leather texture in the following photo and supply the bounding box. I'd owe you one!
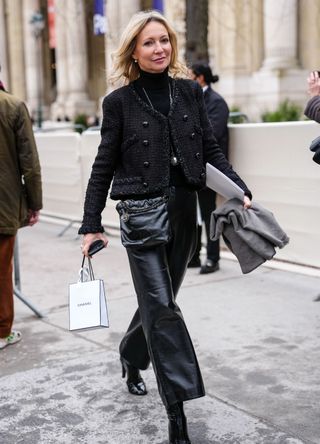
[116,195,170,247]
[121,357,147,396]
[119,187,205,408]
[167,402,191,444]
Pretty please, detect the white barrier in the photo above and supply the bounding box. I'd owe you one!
[36,133,84,222]
[35,121,320,268]
[80,132,119,228]
[229,121,320,268]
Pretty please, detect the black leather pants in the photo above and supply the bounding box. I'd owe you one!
[119,187,205,407]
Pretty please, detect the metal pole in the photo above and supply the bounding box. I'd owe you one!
[14,287,44,318]
[36,35,42,129]
[13,236,21,291]
[13,236,44,318]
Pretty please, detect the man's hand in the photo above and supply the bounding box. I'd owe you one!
[28,210,40,226]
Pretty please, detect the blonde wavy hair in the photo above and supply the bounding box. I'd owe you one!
[109,10,188,85]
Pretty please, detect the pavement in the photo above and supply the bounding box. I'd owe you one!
[1,220,320,444]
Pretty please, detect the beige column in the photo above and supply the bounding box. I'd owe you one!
[261,0,298,70]
[299,0,320,70]
[208,0,263,75]
[51,0,69,119]
[64,0,95,118]
[23,0,40,114]
[104,0,140,92]
[207,0,264,118]
[251,0,308,120]
[0,0,9,89]
[164,0,186,63]
[5,0,26,98]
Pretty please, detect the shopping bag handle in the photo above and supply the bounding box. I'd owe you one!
[79,255,95,282]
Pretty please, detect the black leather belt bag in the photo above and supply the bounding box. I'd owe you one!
[116,195,171,248]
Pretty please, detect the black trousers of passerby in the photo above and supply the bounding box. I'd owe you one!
[119,187,205,407]
[195,187,220,263]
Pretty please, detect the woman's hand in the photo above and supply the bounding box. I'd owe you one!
[243,195,252,209]
[307,71,320,97]
[81,232,108,257]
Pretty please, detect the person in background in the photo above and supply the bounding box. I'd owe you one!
[188,63,229,274]
[305,70,320,122]
[305,71,320,302]
[0,66,42,350]
[79,11,252,444]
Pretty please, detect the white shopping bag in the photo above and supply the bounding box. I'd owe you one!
[69,257,109,331]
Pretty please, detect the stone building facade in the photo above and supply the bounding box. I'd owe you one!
[1,0,319,122]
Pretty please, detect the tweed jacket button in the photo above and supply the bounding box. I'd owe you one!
[183,114,188,121]
[190,133,195,139]
[143,140,149,146]
[142,121,149,127]
[143,182,148,187]
[195,152,200,159]
[143,161,150,167]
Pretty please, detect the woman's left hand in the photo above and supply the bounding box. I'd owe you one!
[243,195,252,209]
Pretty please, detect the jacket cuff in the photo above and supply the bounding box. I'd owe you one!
[78,225,105,235]
[304,96,320,121]
[78,214,105,235]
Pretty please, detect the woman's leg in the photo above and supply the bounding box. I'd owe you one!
[120,188,205,407]
[119,187,199,370]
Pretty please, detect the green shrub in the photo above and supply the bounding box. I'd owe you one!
[261,100,302,122]
[74,114,88,133]
[228,106,249,124]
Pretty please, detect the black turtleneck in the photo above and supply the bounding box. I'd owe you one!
[134,68,171,116]
[133,68,187,188]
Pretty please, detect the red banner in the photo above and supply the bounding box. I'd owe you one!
[48,0,56,48]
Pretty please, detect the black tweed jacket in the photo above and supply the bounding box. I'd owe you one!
[79,79,251,234]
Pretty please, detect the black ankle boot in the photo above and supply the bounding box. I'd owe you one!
[120,357,147,396]
[167,402,191,444]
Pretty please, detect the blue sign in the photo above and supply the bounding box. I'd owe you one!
[94,0,106,35]
[152,0,164,12]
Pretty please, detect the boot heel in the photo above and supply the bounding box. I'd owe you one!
[121,362,126,379]
[120,356,147,396]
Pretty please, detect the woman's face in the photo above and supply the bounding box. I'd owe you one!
[133,21,172,73]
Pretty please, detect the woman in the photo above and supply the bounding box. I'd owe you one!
[80,10,252,444]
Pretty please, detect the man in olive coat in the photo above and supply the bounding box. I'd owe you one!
[0,70,42,349]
